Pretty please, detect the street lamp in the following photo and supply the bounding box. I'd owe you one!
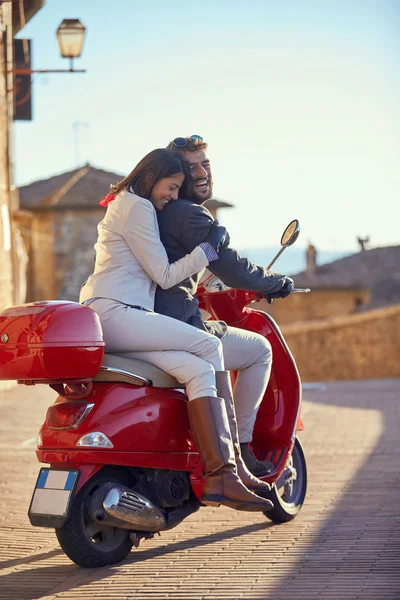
[9,18,87,119]
[56,19,86,72]
[9,18,87,75]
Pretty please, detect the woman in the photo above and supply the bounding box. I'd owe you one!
[80,148,272,512]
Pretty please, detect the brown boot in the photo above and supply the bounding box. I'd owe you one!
[215,371,273,497]
[187,396,274,512]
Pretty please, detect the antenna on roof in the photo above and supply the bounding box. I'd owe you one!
[357,236,370,251]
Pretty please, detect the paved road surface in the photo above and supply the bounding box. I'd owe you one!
[0,379,399,600]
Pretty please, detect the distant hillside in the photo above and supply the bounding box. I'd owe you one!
[236,246,353,275]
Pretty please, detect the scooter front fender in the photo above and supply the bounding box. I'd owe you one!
[225,308,303,479]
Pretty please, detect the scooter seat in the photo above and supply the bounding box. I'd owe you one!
[93,353,184,389]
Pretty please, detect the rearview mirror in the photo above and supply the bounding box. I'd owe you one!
[281,219,300,247]
[267,219,301,270]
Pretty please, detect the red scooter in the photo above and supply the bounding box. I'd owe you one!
[0,220,309,568]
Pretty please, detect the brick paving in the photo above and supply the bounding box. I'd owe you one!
[0,378,399,600]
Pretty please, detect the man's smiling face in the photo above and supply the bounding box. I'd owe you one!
[181,149,213,204]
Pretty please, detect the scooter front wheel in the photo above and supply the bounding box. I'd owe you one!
[264,437,307,523]
[56,471,133,568]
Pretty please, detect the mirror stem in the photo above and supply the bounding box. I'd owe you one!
[267,246,286,270]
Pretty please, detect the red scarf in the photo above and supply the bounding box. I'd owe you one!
[98,192,116,207]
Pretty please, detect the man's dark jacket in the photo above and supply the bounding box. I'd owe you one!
[155,199,285,338]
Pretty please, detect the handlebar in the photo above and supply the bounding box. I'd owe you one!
[253,288,310,300]
[197,284,311,321]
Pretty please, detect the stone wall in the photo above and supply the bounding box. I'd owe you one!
[282,304,400,382]
[53,209,103,301]
[22,208,104,302]
[28,212,55,301]
[256,287,370,324]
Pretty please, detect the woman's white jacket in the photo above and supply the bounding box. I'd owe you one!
[79,191,208,310]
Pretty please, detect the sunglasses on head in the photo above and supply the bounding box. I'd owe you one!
[172,135,203,148]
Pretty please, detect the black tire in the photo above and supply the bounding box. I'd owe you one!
[56,471,133,568]
[264,437,307,523]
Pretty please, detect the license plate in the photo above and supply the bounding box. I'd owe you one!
[29,468,79,518]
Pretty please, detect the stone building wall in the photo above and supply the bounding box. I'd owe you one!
[53,209,104,301]
[21,208,104,302]
[0,3,14,311]
[255,287,371,324]
[27,212,54,301]
[282,304,400,382]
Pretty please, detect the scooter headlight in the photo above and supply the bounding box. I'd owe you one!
[76,431,113,448]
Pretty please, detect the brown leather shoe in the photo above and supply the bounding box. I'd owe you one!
[215,371,272,497]
[187,396,274,512]
[239,443,275,477]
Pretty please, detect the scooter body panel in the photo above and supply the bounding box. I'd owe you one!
[36,305,302,497]
[39,384,199,463]
[37,384,203,503]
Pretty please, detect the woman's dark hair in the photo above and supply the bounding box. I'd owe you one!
[111,148,191,199]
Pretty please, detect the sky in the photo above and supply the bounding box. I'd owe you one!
[14,0,400,254]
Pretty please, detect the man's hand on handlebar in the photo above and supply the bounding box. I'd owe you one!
[264,277,294,304]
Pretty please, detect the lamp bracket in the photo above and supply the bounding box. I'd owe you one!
[9,68,87,74]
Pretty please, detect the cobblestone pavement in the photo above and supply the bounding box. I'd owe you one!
[0,379,399,600]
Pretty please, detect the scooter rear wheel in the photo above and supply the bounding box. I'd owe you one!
[56,470,133,568]
[264,437,307,523]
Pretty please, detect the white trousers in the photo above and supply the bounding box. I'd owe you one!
[88,299,224,400]
[221,326,273,443]
[87,300,272,442]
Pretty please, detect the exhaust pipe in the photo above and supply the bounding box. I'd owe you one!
[94,485,166,532]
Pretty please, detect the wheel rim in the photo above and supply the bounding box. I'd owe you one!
[274,443,305,508]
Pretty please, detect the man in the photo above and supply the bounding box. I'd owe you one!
[155,135,293,476]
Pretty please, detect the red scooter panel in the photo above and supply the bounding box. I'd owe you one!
[233,309,301,448]
[39,384,196,454]
[197,283,302,474]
